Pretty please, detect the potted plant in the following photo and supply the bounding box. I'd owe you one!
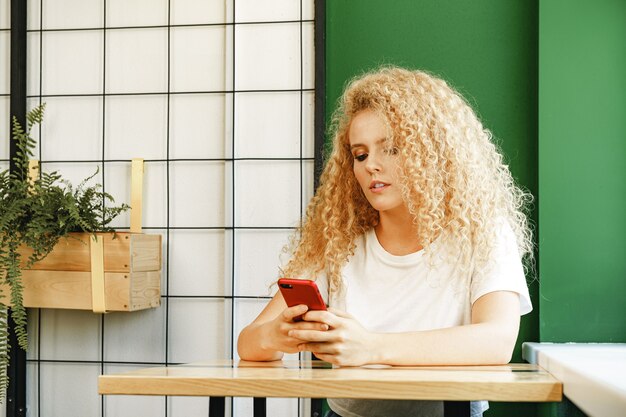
[0,104,160,399]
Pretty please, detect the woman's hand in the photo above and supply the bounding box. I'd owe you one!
[289,308,377,366]
[263,305,330,354]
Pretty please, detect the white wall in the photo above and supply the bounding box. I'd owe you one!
[2,0,316,415]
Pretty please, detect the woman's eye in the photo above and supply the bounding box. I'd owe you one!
[384,147,399,156]
[354,153,368,162]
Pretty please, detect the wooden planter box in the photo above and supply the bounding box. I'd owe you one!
[6,232,162,312]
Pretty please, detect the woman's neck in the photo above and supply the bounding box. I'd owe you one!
[375,208,423,256]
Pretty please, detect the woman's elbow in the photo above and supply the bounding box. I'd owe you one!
[237,325,255,360]
[237,324,283,362]
[491,346,514,365]
[488,326,518,364]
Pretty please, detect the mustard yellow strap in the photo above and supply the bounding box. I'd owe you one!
[28,159,39,192]
[90,234,106,313]
[130,158,144,233]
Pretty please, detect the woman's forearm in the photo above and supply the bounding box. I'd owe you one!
[370,292,521,366]
[237,322,284,361]
[371,322,517,366]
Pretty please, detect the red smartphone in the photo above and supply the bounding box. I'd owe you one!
[278,278,327,314]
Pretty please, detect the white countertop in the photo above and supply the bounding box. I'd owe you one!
[523,342,626,417]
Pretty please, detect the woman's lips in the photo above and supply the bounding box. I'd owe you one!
[369,181,390,193]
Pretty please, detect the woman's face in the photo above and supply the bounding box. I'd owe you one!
[348,109,406,216]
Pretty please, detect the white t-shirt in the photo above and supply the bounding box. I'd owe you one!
[314,222,532,417]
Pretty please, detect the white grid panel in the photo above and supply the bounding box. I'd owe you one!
[0,0,9,163]
[20,0,316,416]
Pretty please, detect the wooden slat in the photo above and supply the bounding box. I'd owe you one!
[0,270,161,311]
[130,234,162,272]
[98,360,562,402]
[129,270,161,311]
[19,233,161,272]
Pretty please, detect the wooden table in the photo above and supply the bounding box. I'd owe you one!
[99,360,562,417]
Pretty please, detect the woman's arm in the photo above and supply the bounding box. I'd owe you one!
[291,291,521,366]
[237,291,329,361]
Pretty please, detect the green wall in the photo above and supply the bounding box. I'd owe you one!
[325,0,539,356]
[325,1,539,416]
[539,0,626,342]
[325,0,539,193]
[324,1,626,415]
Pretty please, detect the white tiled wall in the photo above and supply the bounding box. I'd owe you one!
[12,0,316,416]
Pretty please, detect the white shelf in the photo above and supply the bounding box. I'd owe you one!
[523,342,626,417]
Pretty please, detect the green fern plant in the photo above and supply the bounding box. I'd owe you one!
[0,104,129,401]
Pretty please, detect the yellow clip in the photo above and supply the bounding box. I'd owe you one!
[130,158,144,233]
[28,159,39,192]
[90,234,106,313]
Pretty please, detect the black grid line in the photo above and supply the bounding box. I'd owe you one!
[108,226,301,231]
[36,0,44,414]
[298,0,304,414]
[26,89,314,98]
[230,2,237,415]
[99,0,107,415]
[1,24,12,171]
[37,157,315,163]
[299,0,305,226]
[20,1,319,416]
[36,0,42,158]
[24,19,315,33]
[1,15,10,119]
[164,0,172,414]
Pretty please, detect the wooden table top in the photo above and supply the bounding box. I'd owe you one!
[99,360,562,402]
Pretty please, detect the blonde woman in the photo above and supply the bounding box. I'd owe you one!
[238,67,533,417]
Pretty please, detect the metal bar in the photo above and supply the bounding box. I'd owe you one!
[313,0,326,191]
[253,397,266,417]
[7,0,28,416]
[9,0,26,174]
[311,3,326,415]
[208,396,226,417]
[310,398,323,417]
[443,401,471,417]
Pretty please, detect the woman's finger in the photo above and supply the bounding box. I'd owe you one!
[289,329,333,342]
[292,321,329,331]
[301,310,342,327]
[299,342,339,354]
[282,304,308,321]
[327,307,353,319]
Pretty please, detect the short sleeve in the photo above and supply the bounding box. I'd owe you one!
[470,221,533,316]
[278,249,330,306]
[313,272,330,306]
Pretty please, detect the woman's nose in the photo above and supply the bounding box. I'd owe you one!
[365,153,382,173]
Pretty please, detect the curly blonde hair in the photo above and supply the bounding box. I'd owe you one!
[282,66,534,294]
